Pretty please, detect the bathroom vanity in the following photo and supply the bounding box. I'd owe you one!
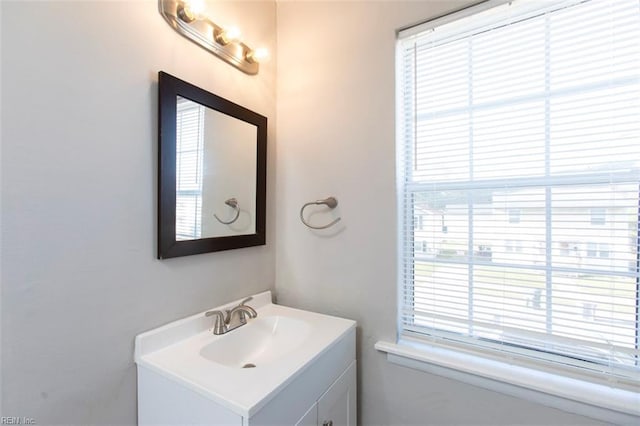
[134,291,356,425]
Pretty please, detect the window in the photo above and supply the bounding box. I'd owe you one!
[397,0,640,389]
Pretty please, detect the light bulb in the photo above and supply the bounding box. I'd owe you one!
[186,0,206,16]
[224,26,242,43]
[215,26,242,45]
[246,47,269,64]
[177,0,205,22]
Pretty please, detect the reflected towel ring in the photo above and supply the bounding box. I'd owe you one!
[300,197,341,230]
[214,198,240,225]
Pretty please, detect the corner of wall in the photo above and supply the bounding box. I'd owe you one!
[0,0,4,416]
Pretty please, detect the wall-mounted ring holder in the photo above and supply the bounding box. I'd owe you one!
[300,197,341,230]
[214,198,241,225]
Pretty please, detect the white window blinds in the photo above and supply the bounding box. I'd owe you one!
[398,0,640,383]
[176,96,205,241]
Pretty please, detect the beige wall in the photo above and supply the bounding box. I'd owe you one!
[1,1,276,423]
[275,2,606,425]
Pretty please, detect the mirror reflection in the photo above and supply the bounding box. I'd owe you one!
[175,96,257,240]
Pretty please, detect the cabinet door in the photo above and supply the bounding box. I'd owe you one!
[317,361,356,426]
[295,402,317,426]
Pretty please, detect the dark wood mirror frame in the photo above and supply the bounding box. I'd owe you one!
[157,71,267,259]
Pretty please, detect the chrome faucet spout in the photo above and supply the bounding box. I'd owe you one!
[205,297,258,335]
[244,305,258,318]
[231,296,257,319]
[229,305,257,320]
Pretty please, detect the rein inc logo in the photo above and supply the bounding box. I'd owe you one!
[1,418,35,425]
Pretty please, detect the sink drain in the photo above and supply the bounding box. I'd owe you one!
[242,363,256,368]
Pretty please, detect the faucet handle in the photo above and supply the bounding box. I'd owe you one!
[205,310,226,335]
[205,309,224,318]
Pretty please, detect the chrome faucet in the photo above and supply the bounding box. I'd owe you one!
[205,297,257,335]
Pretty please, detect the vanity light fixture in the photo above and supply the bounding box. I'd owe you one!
[158,0,267,75]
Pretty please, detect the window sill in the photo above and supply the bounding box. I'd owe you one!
[375,339,639,424]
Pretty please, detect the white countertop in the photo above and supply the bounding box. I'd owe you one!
[134,291,356,417]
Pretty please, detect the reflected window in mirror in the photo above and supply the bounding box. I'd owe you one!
[176,96,205,241]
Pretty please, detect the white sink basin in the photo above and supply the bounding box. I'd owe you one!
[199,315,311,368]
[134,291,355,417]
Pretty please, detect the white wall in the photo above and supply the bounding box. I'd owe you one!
[275,2,608,425]
[202,108,257,237]
[0,1,276,423]
[0,0,3,416]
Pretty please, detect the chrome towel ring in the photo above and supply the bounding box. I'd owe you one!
[214,198,241,225]
[300,197,341,230]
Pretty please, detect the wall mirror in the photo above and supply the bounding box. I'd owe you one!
[158,71,267,258]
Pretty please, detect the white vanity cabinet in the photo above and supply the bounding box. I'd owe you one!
[135,291,357,426]
[137,357,356,426]
[295,361,356,426]
[251,358,356,426]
